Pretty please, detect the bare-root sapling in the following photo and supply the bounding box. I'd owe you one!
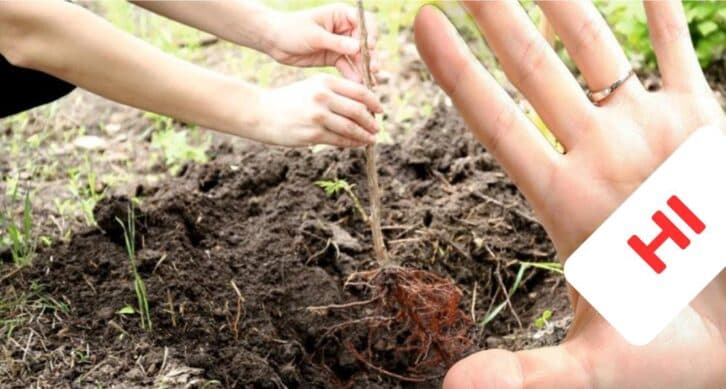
[305,1,475,380]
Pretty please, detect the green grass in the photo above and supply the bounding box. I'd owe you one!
[481,261,563,327]
[67,155,106,227]
[148,113,210,175]
[99,0,207,60]
[115,205,152,332]
[0,182,37,266]
[0,281,70,339]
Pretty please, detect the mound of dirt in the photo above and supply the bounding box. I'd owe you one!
[3,105,569,387]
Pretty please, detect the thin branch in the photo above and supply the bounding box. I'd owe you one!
[357,0,389,266]
[495,266,523,329]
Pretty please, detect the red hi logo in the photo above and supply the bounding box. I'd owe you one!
[627,195,705,274]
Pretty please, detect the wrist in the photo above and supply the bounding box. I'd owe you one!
[228,82,267,142]
[233,4,281,54]
[200,77,263,139]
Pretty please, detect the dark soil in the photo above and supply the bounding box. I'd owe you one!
[2,105,569,388]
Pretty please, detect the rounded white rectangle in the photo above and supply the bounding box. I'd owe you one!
[564,126,726,346]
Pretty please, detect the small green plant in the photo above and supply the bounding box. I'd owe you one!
[53,198,76,242]
[148,113,209,175]
[315,179,369,222]
[116,305,136,315]
[534,309,553,329]
[0,183,37,266]
[68,156,106,227]
[481,261,562,327]
[116,206,152,331]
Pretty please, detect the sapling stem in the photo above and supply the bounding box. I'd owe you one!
[357,0,389,265]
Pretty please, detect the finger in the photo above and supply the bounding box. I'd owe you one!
[322,112,376,144]
[463,1,593,147]
[315,129,367,148]
[328,94,379,135]
[414,5,558,198]
[335,56,362,83]
[444,346,590,389]
[328,77,382,113]
[314,30,359,56]
[644,0,710,92]
[538,1,643,99]
[347,51,379,79]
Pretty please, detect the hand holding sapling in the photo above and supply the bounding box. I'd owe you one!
[251,74,381,148]
[264,3,380,83]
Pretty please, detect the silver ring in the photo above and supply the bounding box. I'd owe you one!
[586,69,635,105]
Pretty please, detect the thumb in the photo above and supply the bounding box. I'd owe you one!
[444,346,589,389]
[315,31,359,55]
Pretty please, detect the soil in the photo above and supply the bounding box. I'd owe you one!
[2,105,569,388]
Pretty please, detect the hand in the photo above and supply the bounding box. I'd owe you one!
[415,1,725,388]
[249,74,381,148]
[264,4,379,83]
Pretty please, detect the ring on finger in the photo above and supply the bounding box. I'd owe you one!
[586,69,635,105]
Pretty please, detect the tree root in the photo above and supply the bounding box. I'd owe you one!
[313,266,475,380]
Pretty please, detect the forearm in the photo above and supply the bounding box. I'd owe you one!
[130,0,277,53]
[0,1,260,137]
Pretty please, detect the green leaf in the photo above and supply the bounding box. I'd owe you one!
[518,261,564,274]
[314,179,351,197]
[542,309,553,321]
[117,305,135,315]
[534,309,553,329]
[697,21,718,36]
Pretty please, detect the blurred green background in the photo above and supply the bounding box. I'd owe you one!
[99,0,726,73]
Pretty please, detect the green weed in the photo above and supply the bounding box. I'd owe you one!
[481,261,562,327]
[67,156,106,227]
[315,179,368,222]
[534,309,553,329]
[148,113,209,175]
[116,305,136,315]
[116,205,152,332]
[0,183,37,266]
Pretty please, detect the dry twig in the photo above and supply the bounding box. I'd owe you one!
[357,0,388,265]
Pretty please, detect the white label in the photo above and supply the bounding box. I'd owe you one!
[564,125,726,346]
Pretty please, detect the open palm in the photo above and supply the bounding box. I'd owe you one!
[415,1,726,387]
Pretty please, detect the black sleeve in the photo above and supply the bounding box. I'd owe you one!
[0,54,76,118]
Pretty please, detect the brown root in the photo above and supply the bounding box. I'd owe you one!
[313,266,474,380]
